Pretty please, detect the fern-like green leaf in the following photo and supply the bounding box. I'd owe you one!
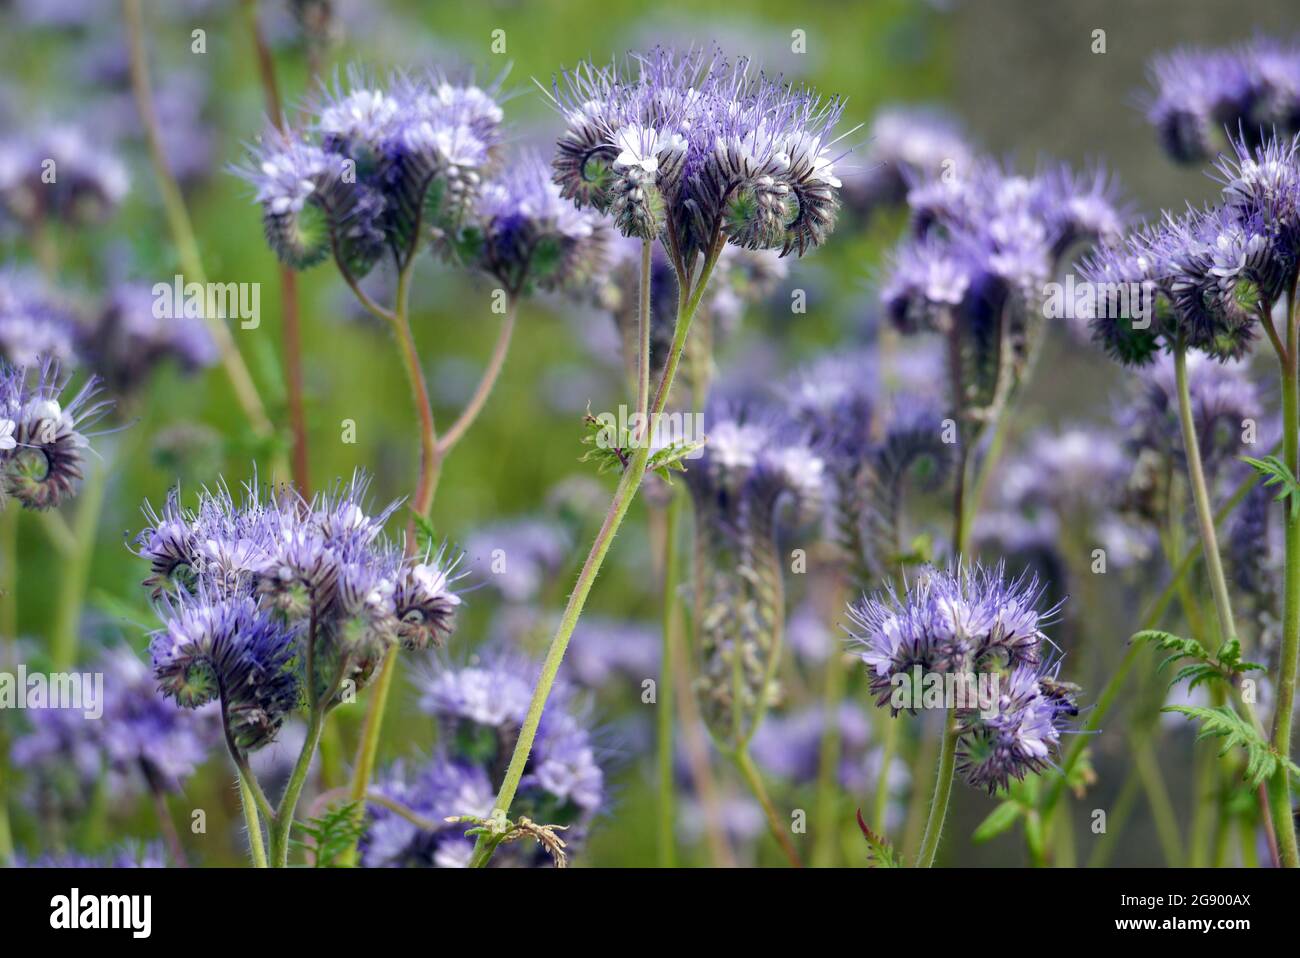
[1242,455,1300,521]
[1163,705,1300,787]
[291,801,367,868]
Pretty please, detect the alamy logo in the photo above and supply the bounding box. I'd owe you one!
[1042,273,1155,327]
[152,274,261,329]
[50,889,152,939]
[0,665,103,719]
[590,405,706,458]
[890,666,1001,717]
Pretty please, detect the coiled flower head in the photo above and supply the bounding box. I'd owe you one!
[0,358,111,511]
[1145,40,1300,163]
[469,150,611,295]
[847,562,1078,793]
[134,471,466,748]
[150,586,301,751]
[548,47,850,263]
[235,66,504,277]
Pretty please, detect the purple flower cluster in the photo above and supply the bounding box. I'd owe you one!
[884,158,1125,334]
[236,66,503,277]
[1146,39,1300,163]
[846,562,1079,793]
[0,357,109,511]
[134,472,464,751]
[1125,352,1261,479]
[0,270,81,368]
[844,106,973,218]
[1079,133,1300,366]
[0,271,213,396]
[471,149,611,295]
[549,46,849,261]
[79,283,217,395]
[360,651,605,866]
[0,122,129,227]
[11,647,220,802]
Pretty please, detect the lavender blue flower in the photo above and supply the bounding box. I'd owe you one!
[12,647,219,804]
[845,106,972,218]
[410,651,606,863]
[470,149,611,295]
[956,657,1079,794]
[848,562,1079,793]
[0,122,129,227]
[1145,40,1300,163]
[0,270,81,368]
[80,283,217,395]
[235,66,504,277]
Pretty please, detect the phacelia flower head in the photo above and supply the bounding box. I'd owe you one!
[235,65,504,278]
[848,562,1080,794]
[1145,40,1300,163]
[888,154,1127,423]
[1123,351,1260,481]
[846,561,1059,710]
[0,122,129,226]
[135,470,466,749]
[956,657,1079,793]
[14,646,221,800]
[844,106,972,218]
[80,282,218,395]
[0,358,110,511]
[0,270,81,368]
[469,149,611,295]
[150,586,301,751]
[548,46,851,262]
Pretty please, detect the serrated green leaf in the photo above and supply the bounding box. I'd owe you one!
[855,809,903,867]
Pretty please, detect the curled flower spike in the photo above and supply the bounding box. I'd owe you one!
[0,358,111,511]
[685,408,825,744]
